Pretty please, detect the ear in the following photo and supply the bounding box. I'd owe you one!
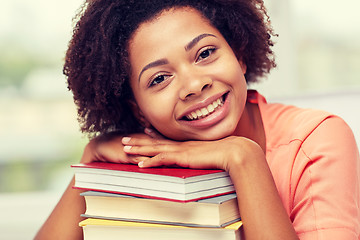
[128,100,151,128]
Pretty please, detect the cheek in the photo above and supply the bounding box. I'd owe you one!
[214,55,245,84]
[138,95,175,126]
[230,64,247,94]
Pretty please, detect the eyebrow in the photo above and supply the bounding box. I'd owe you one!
[184,33,216,51]
[138,33,217,81]
[138,59,169,82]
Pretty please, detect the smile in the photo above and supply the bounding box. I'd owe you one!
[185,94,226,121]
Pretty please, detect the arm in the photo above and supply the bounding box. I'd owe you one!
[290,117,360,239]
[122,136,299,240]
[227,138,299,240]
[34,177,85,240]
[123,117,360,239]
[34,142,95,240]
[34,133,146,239]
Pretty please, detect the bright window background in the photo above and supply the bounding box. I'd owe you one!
[256,0,360,96]
[0,0,359,239]
[0,0,86,238]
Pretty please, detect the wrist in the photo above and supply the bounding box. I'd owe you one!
[224,137,265,174]
[80,140,96,163]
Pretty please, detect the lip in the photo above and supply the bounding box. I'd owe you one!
[178,91,230,129]
[179,91,228,119]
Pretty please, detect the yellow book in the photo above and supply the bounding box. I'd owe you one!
[80,218,243,240]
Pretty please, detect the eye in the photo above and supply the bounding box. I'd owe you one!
[196,47,216,62]
[149,74,171,87]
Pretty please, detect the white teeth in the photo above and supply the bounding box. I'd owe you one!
[191,112,197,119]
[201,108,209,116]
[207,104,214,112]
[185,97,224,120]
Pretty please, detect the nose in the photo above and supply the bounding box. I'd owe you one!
[179,70,213,100]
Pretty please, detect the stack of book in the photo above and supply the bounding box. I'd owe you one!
[72,162,242,240]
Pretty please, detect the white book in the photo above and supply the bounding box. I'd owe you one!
[72,162,234,202]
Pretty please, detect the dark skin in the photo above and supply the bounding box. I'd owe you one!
[36,7,299,240]
[35,103,297,240]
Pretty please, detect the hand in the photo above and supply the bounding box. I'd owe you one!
[122,135,262,171]
[80,131,153,164]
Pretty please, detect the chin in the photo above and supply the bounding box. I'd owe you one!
[161,119,238,141]
[193,127,235,141]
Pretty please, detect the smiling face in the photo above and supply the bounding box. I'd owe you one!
[128,7,248,141]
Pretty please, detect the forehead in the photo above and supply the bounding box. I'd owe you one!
[128,7,223,67]
[132,7,215,39]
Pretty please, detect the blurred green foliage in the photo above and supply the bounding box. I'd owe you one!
[0,40,60,88]
[0,145,84,192]
[1,45,34,87]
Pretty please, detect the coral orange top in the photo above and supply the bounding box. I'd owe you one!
[248,90,360,239]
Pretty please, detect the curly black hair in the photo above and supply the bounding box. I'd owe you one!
[64,0,277,138]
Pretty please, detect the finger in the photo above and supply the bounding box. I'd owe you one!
[135,156,151,166]
[139,151,224,170]
[121,155,144,164]
[123,143,178,156]
[80,139,126,164]
[94,139,146,164]
[139,153,180,168]
[95,142,128,162]
[144,127,164,139]
[138,152,192,168]
[122,136,175,147]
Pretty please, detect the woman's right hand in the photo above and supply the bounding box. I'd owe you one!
[80,132,152,164]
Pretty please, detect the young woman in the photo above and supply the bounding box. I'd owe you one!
[35,0,360,239]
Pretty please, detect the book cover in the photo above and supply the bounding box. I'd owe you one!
[72,162,229,181]
[80,191,240,227]
[72,163,235,202]
[80,218,242,240]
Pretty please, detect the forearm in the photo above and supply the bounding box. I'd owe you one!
[227,140,298,240]
[34,177,85,240]
[119,134,299,238]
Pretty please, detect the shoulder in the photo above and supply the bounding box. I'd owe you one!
[256,96,360,237]
[290,111,360,238]
[259,98,337,148]
[292,113,359,178]
[252,90,358,160]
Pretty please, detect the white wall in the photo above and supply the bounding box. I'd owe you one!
[269,90,360,149]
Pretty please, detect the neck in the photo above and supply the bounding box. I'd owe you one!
[234,101,266,152]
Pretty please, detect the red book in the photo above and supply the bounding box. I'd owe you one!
[72,162,234,202]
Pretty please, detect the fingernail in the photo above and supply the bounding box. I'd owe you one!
[138,161,144,168]
[144,128,153,134]
[145,128,153,132]
[122,137,131,144]
[123,145,132,151]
